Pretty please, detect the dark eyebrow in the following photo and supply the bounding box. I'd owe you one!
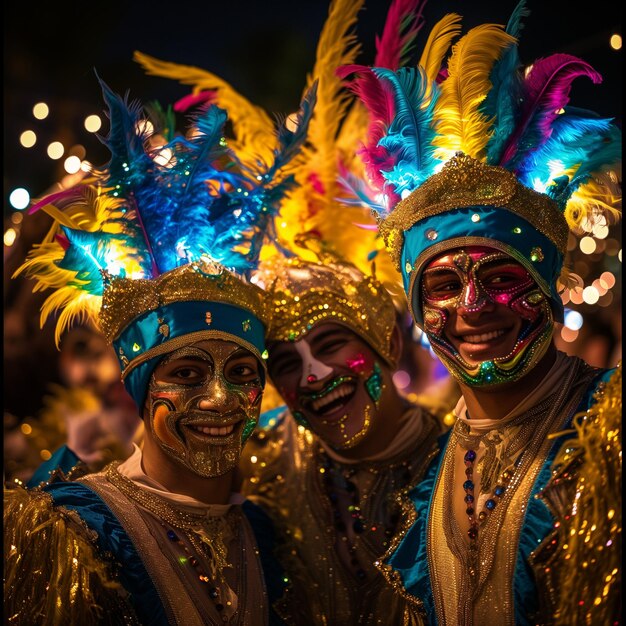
[309,327,347,346]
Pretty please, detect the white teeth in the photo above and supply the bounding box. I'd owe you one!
[462,329,505,343]
[190,424,235,436]
[311,384,355,413]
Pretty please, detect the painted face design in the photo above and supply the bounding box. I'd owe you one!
[420,246,553,387]
[146,339,263,477]
[268,323,385,451]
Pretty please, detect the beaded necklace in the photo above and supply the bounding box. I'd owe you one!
[456,360,582,545]
[106,463,238,618]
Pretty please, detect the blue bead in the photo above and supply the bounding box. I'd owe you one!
[494,485,505,497]
[463,480,474,491]
[486,499,497,510]
[167,530,178,541]
[464,450,477,462]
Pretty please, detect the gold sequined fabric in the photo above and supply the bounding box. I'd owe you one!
[4,484,140,625]
[258,256,397,364]
[379,153,569,270]
[534,363,621,626]
[424,358,601,625]
[241,407,441,625]
[99,258,266,343]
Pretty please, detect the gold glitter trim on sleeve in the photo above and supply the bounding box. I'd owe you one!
[3,484,139,625]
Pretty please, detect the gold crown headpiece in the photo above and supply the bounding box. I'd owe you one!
[257,255,397,366]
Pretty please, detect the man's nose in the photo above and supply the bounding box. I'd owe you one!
[196,377,237,411]
[458,278,494,317]
[299,356,333,388]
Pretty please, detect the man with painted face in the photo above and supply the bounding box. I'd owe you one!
[4,78,316,625]
[241,254,445,625]
[343,8,622,625]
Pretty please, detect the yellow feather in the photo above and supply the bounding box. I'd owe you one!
[432,24,516,162]
[297,0,364,205]
[418,13,463,82]
[133,50,276,169]
[564,173,622,230]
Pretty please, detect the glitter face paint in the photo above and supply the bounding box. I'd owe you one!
[420,247,554,387]
[268,324,384,450]
[146,339,263,477]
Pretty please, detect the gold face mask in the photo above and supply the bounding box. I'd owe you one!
[146,339,264,477]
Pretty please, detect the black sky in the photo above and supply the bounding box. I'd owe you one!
[4,0,622,206]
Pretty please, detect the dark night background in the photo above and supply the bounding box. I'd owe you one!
[4,0,622,206]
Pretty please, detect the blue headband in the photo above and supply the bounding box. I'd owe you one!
[113,300,266,410]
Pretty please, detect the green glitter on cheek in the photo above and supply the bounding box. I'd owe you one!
[365,362,383,405]
[293,411,310,429]
[241,418,258,443]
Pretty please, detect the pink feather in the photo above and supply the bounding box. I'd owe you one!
[28,186,87,215]
[173,90,217,113]
[374,0,427,70]
[499,54,602,167]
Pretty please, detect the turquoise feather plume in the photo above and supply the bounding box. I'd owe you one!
[371,66,440,199]
[483,0,528,164]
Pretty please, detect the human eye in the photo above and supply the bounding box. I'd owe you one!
[480,263,529,289]
[316,337,347,355]
[226,356,261,383]
[423,271,462,299]
[155,360,209,385]
[269,356,300,377]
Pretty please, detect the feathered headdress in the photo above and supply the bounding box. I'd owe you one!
[14,76,316,407]
[339,0,622,325]
[134,0,430,365]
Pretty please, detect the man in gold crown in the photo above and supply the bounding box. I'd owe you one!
[241,251,445,625]
[4,77,316,625]
[341,5,622,625]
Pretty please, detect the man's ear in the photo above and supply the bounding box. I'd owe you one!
[388,322,404,368]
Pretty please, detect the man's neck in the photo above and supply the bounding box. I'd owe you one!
[458,345,558,422]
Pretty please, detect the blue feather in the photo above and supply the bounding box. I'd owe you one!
[516,110,621,195]
[97,75,151,189]
[57,227,145,295]
[483,0,528,164]
[372,66,440,195]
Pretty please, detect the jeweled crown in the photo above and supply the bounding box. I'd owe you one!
[258,256,397,365]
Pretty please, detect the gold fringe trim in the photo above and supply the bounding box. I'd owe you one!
[4,485,139,625]
[547,363,622,625]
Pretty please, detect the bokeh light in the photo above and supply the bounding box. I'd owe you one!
[19,130,37,148]
[9,188,30,210]
[63,156,82,174]
[580,236,597,255]
[4,228,17,247]
[84,115,102,133]
[47,141,65,160]
[582,286,600,304]
[32,102,49,119]
[564,309,584,331]
[392,370,411,389]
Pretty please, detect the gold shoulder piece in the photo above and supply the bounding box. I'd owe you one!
[4,485,139,625]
